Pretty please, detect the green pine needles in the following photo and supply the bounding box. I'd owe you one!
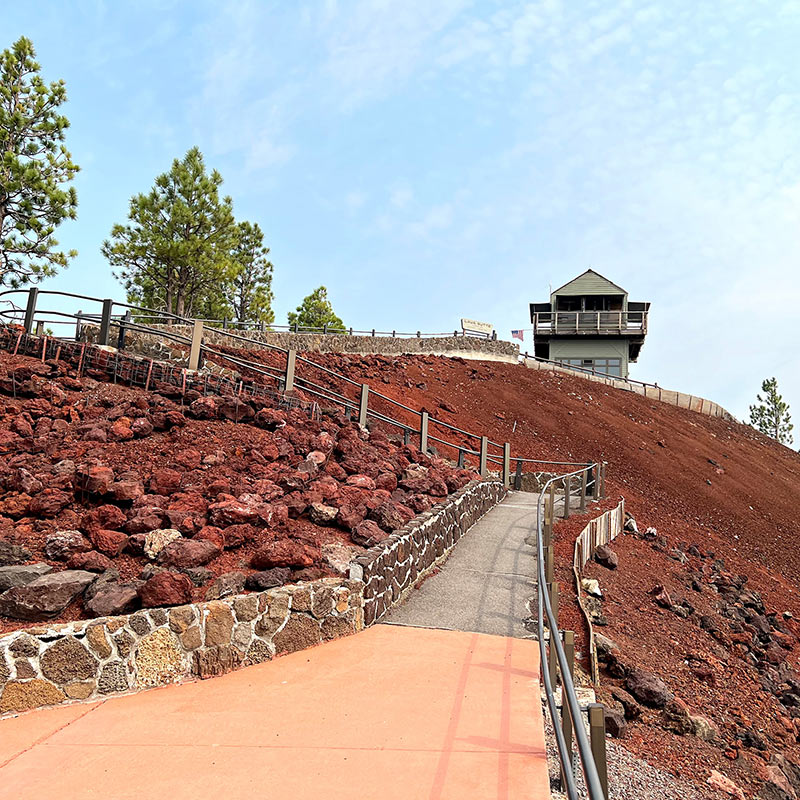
[750,377,793,446]
[0,36,79,288]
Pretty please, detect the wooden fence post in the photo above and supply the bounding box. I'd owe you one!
[358,384,369,427]
[188,320,204,372]
[564,475,571,519]
[479,436,488,477]
[420,411,429,454]
[600,462,607,499]
[502,443,511,488]
[589,703,609,799]
[283,349,296,391]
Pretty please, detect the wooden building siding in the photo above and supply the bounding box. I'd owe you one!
[550,270,628,302]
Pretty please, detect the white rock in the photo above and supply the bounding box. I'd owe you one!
[144,528,182,560]
[581,578,603,598]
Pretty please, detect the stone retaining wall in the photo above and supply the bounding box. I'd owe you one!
[0,577,361,717]
[85,324,520,364]
[349,480,507,625]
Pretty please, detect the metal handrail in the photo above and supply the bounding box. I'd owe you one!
[537,466,606,800]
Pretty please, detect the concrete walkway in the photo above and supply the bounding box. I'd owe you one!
[0,624,550,800]
[386,491,541,638]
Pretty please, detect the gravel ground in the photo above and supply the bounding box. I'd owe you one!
[541,696,714,800]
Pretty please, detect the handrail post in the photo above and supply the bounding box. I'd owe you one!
[592,463,600,500]
[457,448,465,469]
[75,309,83,341]
[514,459,523,490]
[589,703,609,799]
[358,384,369,428]
[98,298,113,346]
[563,475,571,519]
[35,320,44,335]
[479,436,488,477]
[117,309,132,351]
[545,545,554,585]
[420,410,429,453]
[502,443,511,488]
[600,462,607,499]
[23,287,38,333]
[580,468,588,512]
[561,630,576,791]
[284,349,296,391]
[188,319,204,372]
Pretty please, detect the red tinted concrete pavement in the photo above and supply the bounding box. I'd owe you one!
[0,624,549,799]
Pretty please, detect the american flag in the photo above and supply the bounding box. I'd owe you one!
[511,329,524,341]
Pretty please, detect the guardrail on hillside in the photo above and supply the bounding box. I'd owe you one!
[0,287,580,482]
[537,466,610,800]
[520,350,733,421]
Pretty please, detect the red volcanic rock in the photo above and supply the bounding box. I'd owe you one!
[271,504,289,529]
[324,461,348,481]
[82,426,108,443]
[254,407,287,430]
[130,417,154,438]
[188,396,217,419]
[0,493,32,519]
[250,539,317,570]
[306,450,328,467]
[194,525,226,550]
[336,503,367,532]
[89,529,129,557]
[8,468,43,495]
[138,571,193,607]
[85,504,127,531]
[218,396,254,422]
[205,477,232,497]
[80,465,115,495]
[351,519,390,547]
[124,509,166,534]
[85,583,140,617]
[208,496,261,526]
[67,550,115,572]
[149,468,182,496]
[281,492,308,519]
[407,494,433,513]
[375,472,398,492]
[370,501,412,532]
[45,530,91,561]
[156,538,221,568]
[109,419,134,441]
[166,492,208,528]
[111,478,144,503]
[219,523,257,549]
[174,449,202,470]
[251,480,284,501]
[346,474,376,490]
[29,488,72,518]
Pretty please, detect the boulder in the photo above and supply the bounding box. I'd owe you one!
[649,584,673,609]
[351,519,390,547]
[346,474,376,490]
[594,544,618,570]
[691,715,720,742]
[85,583,141,617]
[45,530,90,561]
[0,541,32,566]
[370,500,408,532]
[194,525,226,550]
[130,417,153,438]
[111,478,144,503]
[245,568,291,590]
[149,468,182,496]
[218,524,257,549]
[625,668,673,708]
[182,567,213,586]
[661,697,694,735]
[143,528,183,560]
[250,539,317,570]
[336,503,367,531]
[85,504,127,531]
[208,497,260,526]
[0,570,96,620]
[604,707,627,738]
[89,529,129,557]
[205,571,246,600]
[188,396,218,419]
[67,550,115,572]
[610,686,642,719]
[79,465,115,495]
[156,538,221,569]
[309,503,338,526]
[0,563,53,593]
[29,489,72,517]
[138,571,193,607]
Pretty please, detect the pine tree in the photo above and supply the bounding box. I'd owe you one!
[102,147,237,319]
[750,377,793,446]
[287,286,345,331]
[228,221,274,325]
[0,36,79,287]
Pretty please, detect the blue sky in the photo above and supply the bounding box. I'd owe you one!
[4,0,800,422]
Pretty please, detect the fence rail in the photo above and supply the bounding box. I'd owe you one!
[532,310,647,335]
[0,287,587,478]
[537,465,609,799]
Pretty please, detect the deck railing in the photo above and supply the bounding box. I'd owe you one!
[532,310,647,335]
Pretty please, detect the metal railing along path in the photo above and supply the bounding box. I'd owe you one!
[537,465,609,800]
